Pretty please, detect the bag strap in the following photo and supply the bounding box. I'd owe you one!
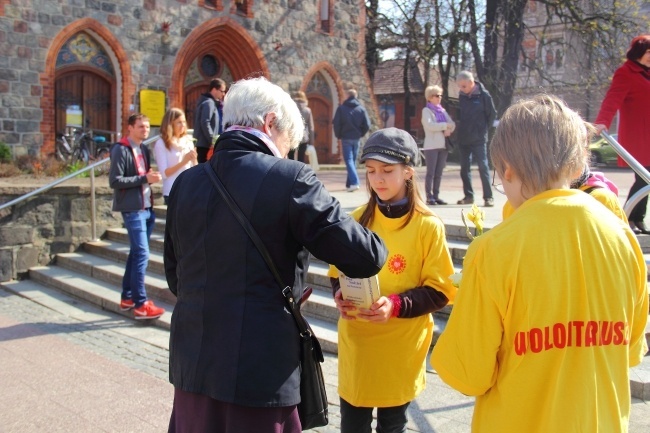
[202,163,313,338]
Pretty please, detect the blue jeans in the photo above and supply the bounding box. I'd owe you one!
[341,139,360,188]
[459,142,492,200]
[121,208,155,307]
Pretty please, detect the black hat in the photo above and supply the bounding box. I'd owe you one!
[360,127,420,166]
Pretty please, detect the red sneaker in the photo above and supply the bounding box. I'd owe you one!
[133,300,165,320]
[119,299,135,311]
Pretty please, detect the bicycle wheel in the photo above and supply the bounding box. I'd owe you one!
[55,136,71,163]
[95,148,111,175]
[72,147,90,165]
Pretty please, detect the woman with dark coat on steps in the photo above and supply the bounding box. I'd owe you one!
[595,35,650,234]
[164,77,387,433]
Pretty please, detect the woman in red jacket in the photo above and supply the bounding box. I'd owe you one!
[595,35,650,234]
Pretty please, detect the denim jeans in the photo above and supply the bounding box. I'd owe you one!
[459,142,492,200]
[340,398,409,433]
[423,148,448,200]
[121,208,155,307]
[341,139,360,188]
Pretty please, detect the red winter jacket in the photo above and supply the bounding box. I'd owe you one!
[595,60,650,167]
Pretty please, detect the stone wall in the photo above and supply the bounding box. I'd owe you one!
[0,181,135,281]
[0,0,374,156]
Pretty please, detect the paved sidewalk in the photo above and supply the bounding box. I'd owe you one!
[319,163,638,228]
[1,287,649,433]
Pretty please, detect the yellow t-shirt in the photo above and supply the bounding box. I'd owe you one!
[329,205,456,407]
[501,185,627,222]
[432,189,648,433]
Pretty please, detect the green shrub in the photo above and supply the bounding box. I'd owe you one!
[0,142,11,163]
[65,160,89,178]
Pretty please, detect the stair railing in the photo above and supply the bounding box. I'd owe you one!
[599,131,650,217]
[0,134,162,242]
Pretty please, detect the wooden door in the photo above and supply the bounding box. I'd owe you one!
[55,70,113,137]
[308,96,335,164]
[184,84,206,129]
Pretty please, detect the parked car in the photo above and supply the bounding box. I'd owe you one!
[589,134,618,167]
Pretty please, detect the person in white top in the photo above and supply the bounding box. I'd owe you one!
[421,85,455,205]
[153,108,198,204]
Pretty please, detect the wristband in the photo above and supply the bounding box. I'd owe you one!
[388,294,402,318]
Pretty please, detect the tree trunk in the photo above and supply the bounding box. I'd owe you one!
[481,0,528,116]
[403,53,412,134]
[365,0,380,81]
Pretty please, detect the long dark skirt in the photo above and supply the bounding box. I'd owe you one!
[168,388,302,433]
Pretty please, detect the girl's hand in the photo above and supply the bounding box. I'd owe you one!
[356,296,393,323]
[184,148,198,165]
[334,289,358,320]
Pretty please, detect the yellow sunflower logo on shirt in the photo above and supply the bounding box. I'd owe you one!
[387,254,406,274]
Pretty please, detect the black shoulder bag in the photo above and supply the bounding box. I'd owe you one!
[202,164,328,431]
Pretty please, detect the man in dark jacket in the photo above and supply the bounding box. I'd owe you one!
[165,77,387,432]
[455,70,497,207]
[108,113,165,320]
[333,88,371,192]
[192,78,227,163]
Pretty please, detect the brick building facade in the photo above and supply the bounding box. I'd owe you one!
[0,0,377,164]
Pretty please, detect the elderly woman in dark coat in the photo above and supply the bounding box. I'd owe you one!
[164,77,387,433]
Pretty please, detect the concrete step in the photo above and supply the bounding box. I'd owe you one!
[105,228,165,253]
[153,205,167,220]
[27,265,173,330]
[83,239,166,276]
[154,218,166,234]
[55,251,176,305]
[18,262,342,355]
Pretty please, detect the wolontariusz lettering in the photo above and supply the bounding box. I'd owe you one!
[514,321,630,356]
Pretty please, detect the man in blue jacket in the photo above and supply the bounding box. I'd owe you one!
[333,89,371,192]
[455,71,497,207]
[193,78,227,163]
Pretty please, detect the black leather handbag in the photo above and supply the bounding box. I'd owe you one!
[203,164,329,431]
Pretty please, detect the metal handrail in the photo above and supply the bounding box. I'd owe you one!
[0,134,161,242]
[599,131,650,217]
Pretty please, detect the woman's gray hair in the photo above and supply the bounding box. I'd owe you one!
[222,77,304,149]
[490,94,588,197]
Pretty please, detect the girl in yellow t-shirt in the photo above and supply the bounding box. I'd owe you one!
[432,95,648,433]
[328,127,457,433]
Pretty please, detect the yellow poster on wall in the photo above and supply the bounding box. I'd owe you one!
[139,89,166,126]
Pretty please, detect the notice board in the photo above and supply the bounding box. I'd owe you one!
[140,89,166,126]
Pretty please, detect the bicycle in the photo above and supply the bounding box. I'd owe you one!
[73,128,111,174]
[55,127,111,174]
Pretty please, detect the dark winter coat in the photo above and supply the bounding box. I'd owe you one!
[457,81,497,147]
[192,92,219,149]
[164,129,387,407]
[595,60,650,167]
[108,137,153,212]
[333,96,371,140]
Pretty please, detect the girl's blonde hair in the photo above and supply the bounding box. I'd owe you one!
[160,108,187,150]
[490,94,588,197]
[358,165,433,229]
